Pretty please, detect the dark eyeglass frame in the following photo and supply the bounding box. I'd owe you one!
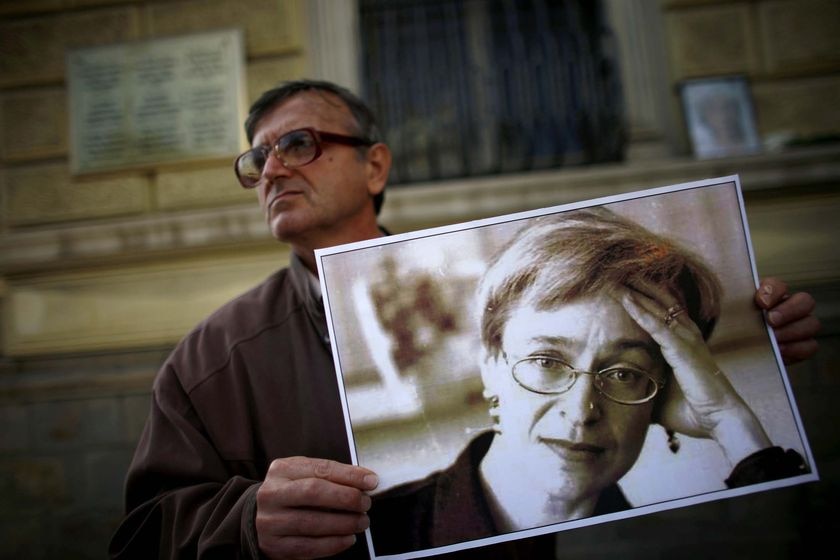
[234,127,375,189]
[509,355,666,405]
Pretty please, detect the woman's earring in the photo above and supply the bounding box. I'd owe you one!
[483,389,501,434]
[666,429,680,454]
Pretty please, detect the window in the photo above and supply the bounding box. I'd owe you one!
[360,0,625,184]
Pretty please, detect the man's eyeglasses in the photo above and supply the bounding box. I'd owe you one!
[510,355,665,405]
[234,127,375,189]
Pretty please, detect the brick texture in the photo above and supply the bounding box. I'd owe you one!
[3,163,150,226]
[147,0,302,56]
[752,76,840,139]
[155,164,253,210]
[666,4,759,80]
[758,0,840,74]
[0,88,68,162]
[0,7,140,87]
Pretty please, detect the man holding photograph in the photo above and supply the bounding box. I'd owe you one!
[109,80,820,559]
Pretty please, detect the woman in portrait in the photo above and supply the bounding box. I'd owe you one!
[369,207,810,555]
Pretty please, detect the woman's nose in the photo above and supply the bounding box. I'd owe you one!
[557,374,602,424]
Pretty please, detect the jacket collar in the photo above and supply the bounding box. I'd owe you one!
[288,252,330,345]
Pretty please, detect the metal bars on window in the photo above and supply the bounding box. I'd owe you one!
[360,0,625,184]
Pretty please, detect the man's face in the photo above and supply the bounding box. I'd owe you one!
[249,92,383,249]
[481,295,665,503]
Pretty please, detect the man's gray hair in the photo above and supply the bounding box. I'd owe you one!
[244,79,385,215]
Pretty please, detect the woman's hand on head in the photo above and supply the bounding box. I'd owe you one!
[756,277,820,365]
[617,283,772,465]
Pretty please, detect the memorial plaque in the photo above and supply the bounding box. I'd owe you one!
[67,29,246,174]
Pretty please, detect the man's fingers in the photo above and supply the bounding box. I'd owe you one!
[779,340,820,365]
[756,277,789,309]
[772,315,822,343]
[268,457,379,491]
[256,457,376,559]
[257,508,369,538]
[259,534,357,560]
[766,292,817,327]
[259,476,372,512]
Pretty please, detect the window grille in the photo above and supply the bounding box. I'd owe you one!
[360,0,626,184]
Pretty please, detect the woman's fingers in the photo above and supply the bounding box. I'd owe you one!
[618,285,747,429]
[618,285,771,462]
[617,285,713,373]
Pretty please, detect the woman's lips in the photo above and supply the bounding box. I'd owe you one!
[539,437,606,461]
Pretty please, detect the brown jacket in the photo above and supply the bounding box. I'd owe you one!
[109,254,368,559]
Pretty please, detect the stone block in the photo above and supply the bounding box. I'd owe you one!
[3,163,150,226]
[3,250,284,355]
[752,76,840,139]
[70,0,136,8]
[242,0,303,56]
[0,88,68,162]
[0,457,67,509]
[147,0,302,57]
[758,0,840,74]
[123,393,151,443]
[745,189,840,284]
[31,401,83,448]
[0,7,140,88]
[0,16,65,87]
[0,513,48,560]
[83,449,132,507]
[60,7,142,50]
[155,164,254,210]
[31,398,122,450]
[49,506,125,559]
[0,0,61,17]
[246,55,308,105]
[0,403,30,452]
[665,4,759,80]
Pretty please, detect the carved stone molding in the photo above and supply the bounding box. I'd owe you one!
[2,144,840,275]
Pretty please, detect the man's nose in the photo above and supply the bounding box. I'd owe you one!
[262,149,294,182]
[556,373,602,425]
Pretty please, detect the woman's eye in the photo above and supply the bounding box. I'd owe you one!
[534,357,561,370]
[603,368,643,384]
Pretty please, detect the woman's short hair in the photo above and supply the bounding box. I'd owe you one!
[477,207,722,360]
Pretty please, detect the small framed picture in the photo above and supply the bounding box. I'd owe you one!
[680,76,761,159]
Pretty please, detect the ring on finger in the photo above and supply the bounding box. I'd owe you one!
[663,304,686,326]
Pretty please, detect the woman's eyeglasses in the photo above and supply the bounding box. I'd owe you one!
[510,355,665,405]
[234,127,375,189]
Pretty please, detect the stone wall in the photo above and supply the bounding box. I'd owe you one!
[663,0,840,146]
[1,0,839,558]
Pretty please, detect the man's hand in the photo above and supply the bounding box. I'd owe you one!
[756,277,821,365]
[256,456,379,559]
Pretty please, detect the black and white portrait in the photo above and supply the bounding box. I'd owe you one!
[316,177,815,559]
[680,76,761,159]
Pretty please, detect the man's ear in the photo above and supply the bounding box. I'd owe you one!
[365,142,392,197]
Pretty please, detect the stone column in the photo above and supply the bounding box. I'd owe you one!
[305,0,361,93]
[604,0,677,159]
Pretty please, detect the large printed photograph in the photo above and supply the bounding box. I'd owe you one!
[316,177,816,559]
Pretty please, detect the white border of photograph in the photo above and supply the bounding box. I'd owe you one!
[316,176,817,559]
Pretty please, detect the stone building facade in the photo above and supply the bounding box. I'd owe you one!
[0,0,838,557]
